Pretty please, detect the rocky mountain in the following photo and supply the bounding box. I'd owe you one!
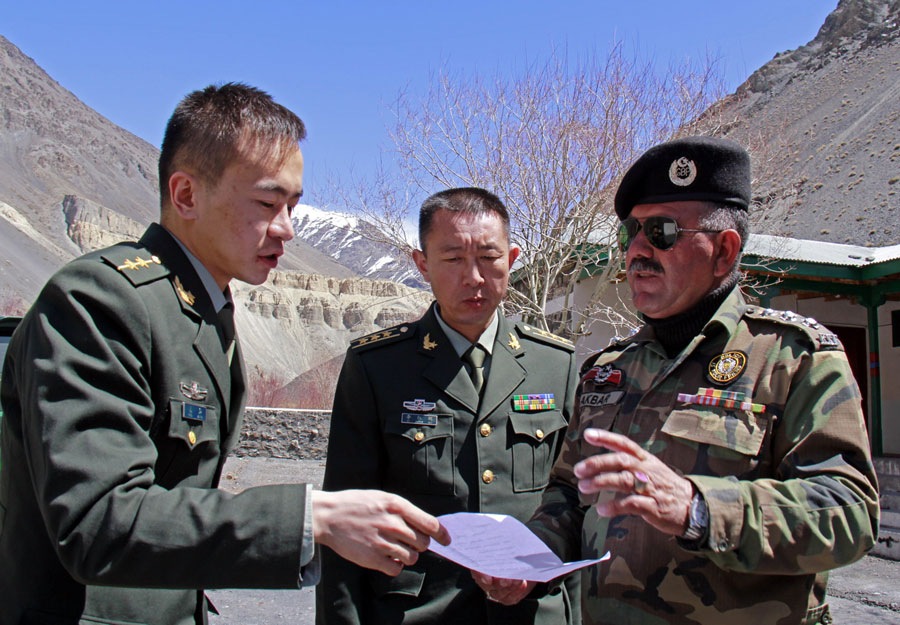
[710,0,900,246]
[0,34,431,404]
[292,204,424,288]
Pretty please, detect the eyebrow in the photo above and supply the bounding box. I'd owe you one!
[255,181,303,199]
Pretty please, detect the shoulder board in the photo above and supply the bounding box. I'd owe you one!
[744,306,844,352]
[100,244,169,287]
[350,322,417,352]
[515,323,574,352]
[578,331,639,376]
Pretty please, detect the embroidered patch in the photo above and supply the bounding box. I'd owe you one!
[707,351,747,385]
[580,391,624,407]
[581,364,623,386]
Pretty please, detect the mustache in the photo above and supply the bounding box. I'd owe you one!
[627,258,664,275]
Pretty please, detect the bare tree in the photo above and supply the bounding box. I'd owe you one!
[330,43,726,342]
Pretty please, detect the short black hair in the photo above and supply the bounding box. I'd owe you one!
[158,83,307,208]
[419,187,511,253]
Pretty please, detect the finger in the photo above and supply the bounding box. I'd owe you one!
[394,498,450,545]
[372,555,405,577]
[583,428,648,459]
[380,540,421,567]
[577,469,644,495]
[573,451,640,479]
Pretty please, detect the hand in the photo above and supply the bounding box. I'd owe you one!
[574,428,694,536]
[312,489,451,576]
[471,571,535,605]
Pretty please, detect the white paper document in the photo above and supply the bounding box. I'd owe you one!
[428,512,608,583]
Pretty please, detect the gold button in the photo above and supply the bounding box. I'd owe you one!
[482,470,494,484]
[535,429,545,440]
[188,431,197,445]
[480,423,492,437]
[414,431,425,442]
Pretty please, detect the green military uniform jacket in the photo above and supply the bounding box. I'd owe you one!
[317,303,579,625]
[528,287,880,625]
[0,224,310,625]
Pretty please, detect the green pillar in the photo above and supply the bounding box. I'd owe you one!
[862,294,885,457]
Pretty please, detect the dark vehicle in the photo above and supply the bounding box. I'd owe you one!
[0,316,22,468]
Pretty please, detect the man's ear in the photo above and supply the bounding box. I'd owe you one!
[713,230,742,278]
[412,249,431,283]
[168,171,201,220]
[507,246,521,268]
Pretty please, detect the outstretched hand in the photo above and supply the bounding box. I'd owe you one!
[312,489,450,576]
[471,571,535,605]
[575,428,694,536]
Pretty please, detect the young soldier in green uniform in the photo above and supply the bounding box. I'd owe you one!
[317,188,580,625]
[474,137,879,624]
[0,83,447,625]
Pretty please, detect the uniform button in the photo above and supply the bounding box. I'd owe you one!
[482,470,494,484]
[480,423,492,437]
[414,431,425,442]
[535,429,545,440]
[188,431,197,446]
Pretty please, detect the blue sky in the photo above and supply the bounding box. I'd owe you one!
[4,1,837,204]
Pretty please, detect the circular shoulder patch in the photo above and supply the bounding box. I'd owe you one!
[707,350,747,384]
[669,157,697,186]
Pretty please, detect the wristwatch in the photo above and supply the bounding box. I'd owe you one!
[681,491,709,543]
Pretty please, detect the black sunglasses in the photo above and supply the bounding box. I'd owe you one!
[617,216,720,252]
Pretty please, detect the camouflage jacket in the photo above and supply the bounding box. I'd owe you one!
[528,287,879,625]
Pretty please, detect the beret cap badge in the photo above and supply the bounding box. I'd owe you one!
[669,157,697,187]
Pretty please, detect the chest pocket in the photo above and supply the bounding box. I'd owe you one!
[661,408,769,462]
[384,415,455,496]
[166,399,219,449]
[509,410,567,492]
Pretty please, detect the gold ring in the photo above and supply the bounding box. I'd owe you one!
[633,470,649,494]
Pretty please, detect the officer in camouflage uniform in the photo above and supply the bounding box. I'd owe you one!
[317,187,580,625]
[474,136,879,624]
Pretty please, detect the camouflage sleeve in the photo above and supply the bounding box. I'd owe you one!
[688,349,880,574]
[526,381,590,563]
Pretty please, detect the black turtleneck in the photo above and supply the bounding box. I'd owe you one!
[643,274,739,357]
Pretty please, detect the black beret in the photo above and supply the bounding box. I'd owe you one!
[614,136,751,220]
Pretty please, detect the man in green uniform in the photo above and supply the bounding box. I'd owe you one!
[474,137,879,624]
[0,83,448,625]
[317,187,580,624]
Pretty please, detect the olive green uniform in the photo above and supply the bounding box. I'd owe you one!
[528,287,879,625]
[317,303,578,625]
[0,224,311,625]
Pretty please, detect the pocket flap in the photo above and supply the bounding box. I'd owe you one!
[508,410,567,442]
[661,408,768,456]
[372,567,426,597]
[167,399,217,448]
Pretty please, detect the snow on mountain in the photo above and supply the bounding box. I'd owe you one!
[292,204,425,288]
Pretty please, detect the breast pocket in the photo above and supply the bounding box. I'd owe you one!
[661,408,769,472]
[166,399,219,450]
[508,410,568,492]
[384,415,455,496]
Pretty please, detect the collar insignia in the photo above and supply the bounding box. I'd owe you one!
[508,333,521,350]
[403,399,437,412]
[174,276,195,306]
[423,333,438,351]
[180,381,209,401]
[707,350,747,385]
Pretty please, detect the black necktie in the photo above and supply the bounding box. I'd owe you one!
[218,302,236,365]
[464,344,487,396]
